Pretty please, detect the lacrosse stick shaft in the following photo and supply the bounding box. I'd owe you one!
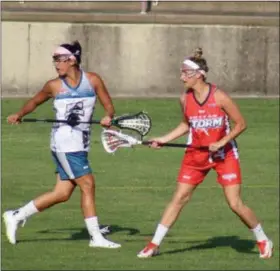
[22,112,151,137]
[22,118,66,123]
[22,118,101,124]
[22,118,142,125]
[142,141,208,150]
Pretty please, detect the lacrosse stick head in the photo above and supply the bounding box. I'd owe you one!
[113,111,152,136]
[101,129,140,154]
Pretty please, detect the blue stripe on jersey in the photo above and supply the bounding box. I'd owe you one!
[55,70,96,100]
[55,90,95,100]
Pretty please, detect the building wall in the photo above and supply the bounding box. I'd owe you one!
[2,22,279,97]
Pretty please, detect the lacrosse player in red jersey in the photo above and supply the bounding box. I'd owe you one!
[137,48,273,259]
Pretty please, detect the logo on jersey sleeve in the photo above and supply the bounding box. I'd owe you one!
[58,88,68,94]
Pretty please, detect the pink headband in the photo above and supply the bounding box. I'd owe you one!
[53,46,76,60]
[183,59,206,76]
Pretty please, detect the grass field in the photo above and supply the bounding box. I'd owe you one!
[1,98,279,270]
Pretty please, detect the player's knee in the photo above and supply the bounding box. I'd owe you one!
[173,192,191,206]
[79,178,95,193]
[228,199,243,213]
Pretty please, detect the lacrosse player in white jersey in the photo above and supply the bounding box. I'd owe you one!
[4,40,121,249]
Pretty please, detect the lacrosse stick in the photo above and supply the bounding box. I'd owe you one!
[21,111,152,136]
[101,129,208,154]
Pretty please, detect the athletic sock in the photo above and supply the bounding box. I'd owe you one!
[13,200,39,221]
[251,224,269,242]
[85,216,104,241]
[151,224,169,246]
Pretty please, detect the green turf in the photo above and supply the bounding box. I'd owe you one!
[1,98,279,270]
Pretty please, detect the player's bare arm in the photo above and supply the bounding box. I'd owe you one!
[150,94,189,148]
[88,72,115,127]
[163,92,190,141]
[7,81,53,124]
[209,89,247,152]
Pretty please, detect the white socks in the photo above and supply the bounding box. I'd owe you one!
[84,216,104,241]
[251,224,269,242]
[13,201,39,221]
[150,223,268,246]
[151,224,169,246]
[150,223,269,246]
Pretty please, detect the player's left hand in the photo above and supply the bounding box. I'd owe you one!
[209,140,226,152]
[100,115,112,127]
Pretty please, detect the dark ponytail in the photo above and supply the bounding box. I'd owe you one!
[60,40,82,65]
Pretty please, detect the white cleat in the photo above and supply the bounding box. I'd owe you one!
[2,210,25,245]
[137,242,159,258]
[257,239,273,259]
[89,237,121,249]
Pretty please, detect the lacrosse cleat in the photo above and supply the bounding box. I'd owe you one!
[137,242,159,258]
[2,210,26,245]
[89,236,121,249]
[257,239,273,259]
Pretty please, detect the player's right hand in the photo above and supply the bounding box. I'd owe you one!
[7,113,22,124]
[149,137,166,149]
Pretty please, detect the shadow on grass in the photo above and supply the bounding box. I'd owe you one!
[162,235,257,255]
[18,224,139,243]
[17,228,257,256]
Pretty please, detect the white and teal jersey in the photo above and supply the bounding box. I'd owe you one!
[50,71,96,153]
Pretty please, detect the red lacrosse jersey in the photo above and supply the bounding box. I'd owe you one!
[183,84,239,169]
